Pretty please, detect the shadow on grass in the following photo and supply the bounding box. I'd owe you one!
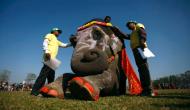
[64,93,126,101]
[152,95,190,100]
[151,103,190,109]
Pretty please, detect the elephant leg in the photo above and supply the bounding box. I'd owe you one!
[69,77,100,101]
[119,71,126,95]
[62,73,76,95]
[69,68,119,101]
[88,70,119,96]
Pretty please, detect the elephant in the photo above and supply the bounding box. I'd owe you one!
[39,19,142,101]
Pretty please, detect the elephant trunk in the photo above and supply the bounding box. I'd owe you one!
[71,48,109,76]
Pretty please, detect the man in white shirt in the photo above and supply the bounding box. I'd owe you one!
[31,28,71,96]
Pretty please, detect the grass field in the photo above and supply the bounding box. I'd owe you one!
[0,89,190,110]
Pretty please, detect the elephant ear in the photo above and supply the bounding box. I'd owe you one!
[109,34,123,56]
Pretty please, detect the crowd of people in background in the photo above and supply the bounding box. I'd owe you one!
[0,81,33,91]
[153,82,190,89]
[153,83,177,89]
[153,70,190,89]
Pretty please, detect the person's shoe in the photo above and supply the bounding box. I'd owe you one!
[140,90,158,97]
[30,92,39,96]
[139,90,152,96]
[30,92,42,97]
[151,90,158,96]
[36,94,43,97]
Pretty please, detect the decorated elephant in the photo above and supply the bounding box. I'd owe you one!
[40,19,142,101]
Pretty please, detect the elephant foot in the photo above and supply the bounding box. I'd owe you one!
[40,85,64,99]
[69,77,99,101]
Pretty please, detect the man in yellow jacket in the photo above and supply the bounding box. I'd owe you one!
[31,28,71,96]
[125,21,153,96]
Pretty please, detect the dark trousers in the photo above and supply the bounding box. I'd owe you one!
[31,65,55,95]
[132,48,152,94]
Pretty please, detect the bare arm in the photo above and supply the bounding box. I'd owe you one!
[58,41,72,48]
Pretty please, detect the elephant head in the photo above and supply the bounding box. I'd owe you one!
[70,22,123,76]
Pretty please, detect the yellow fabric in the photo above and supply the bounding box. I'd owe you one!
[83,21,112,27]
[77,21,113,31]
[130,26,141,49]
[136,23,145,29]
[106,23,113,26]
[44,34,63,59]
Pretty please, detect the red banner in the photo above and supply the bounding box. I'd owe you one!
[121,49,142,95]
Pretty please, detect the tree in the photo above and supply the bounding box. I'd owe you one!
[0,69,11,82]
[25,73,36,83]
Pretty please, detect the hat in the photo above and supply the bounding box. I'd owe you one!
[51,28,62,33]
[126,20,137,27]
[136,23,145,29]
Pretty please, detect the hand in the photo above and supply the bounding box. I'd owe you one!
[107,56,115,63]
[140,39,147,49]
[44,53,51,61]
[69,36,77,47]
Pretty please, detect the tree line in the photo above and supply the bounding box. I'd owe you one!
[153,70,190,89]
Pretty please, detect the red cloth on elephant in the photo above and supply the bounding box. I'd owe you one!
[121,49,142,95]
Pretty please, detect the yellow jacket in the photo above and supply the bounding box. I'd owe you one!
[43,33,69,59]
[130,25,147,49]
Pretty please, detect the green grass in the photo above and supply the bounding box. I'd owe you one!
[0,89,190,110]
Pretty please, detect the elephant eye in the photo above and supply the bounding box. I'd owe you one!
[92,30,103,40]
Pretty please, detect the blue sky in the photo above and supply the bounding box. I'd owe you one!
[0,0,190,83]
